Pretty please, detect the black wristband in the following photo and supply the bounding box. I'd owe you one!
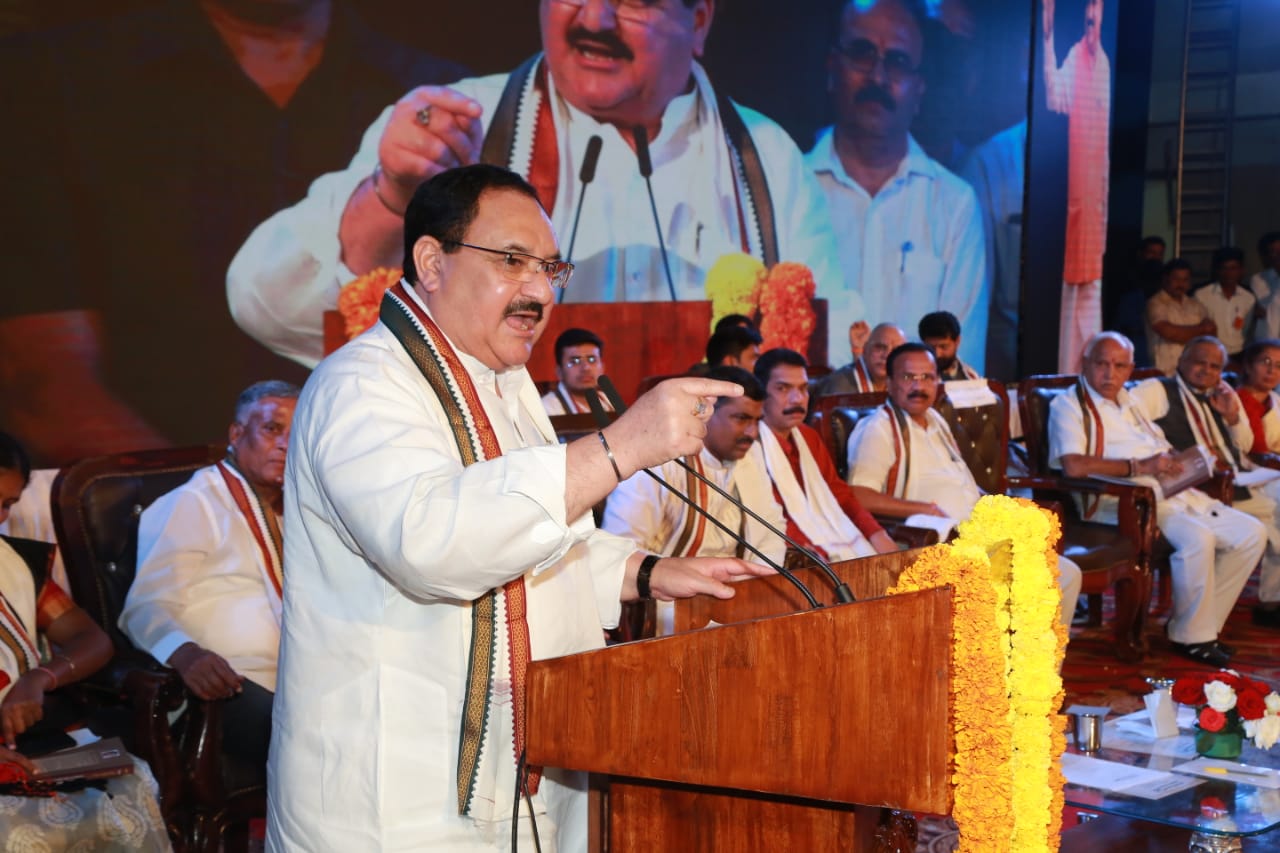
[636,554,660,600]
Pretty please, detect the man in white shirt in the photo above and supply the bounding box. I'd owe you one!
[1249,231,1280,341]
[806,0,986,370]
[1129,336,1280,628]
[541,327,612,416]
[1194,247,1255,360]
[1147,258,1216,375]
[227,0,842,369]
[604,366,784,632]
[814,322,906,397]
[268,165,768,851]
[846,343,1081,624]
[121,379,299,775]
[1048,332,1264,666]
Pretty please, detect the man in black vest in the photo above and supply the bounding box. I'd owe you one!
[1129,335,1280,628]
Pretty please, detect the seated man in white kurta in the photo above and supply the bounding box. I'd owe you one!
[603,366,784,633]
[120,379,298,775]
[1129,336,1280,630]
[845,343,1082,624]
[268,165,768,852]
[227,0,843,369]
[1048,332,1265,667]
[540,327,613,416]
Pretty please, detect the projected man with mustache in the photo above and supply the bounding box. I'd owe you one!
[229,0,843,368]
[1043,0,1111,372]
[753,348,898,561]
[845,343,1082,624]
[805,0,986,371]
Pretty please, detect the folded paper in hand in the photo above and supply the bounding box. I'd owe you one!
[1153,445,1214,500]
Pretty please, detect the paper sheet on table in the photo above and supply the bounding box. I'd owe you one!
[1236,468,1280,488]
[1174,757,1280,788]
[1105,707,1199,757]
[1062,753,1203,799]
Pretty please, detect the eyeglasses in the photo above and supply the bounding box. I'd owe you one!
[565,355,600,367]
[833,38,919,82]
[552,0,666,25]
[446,241,574,289]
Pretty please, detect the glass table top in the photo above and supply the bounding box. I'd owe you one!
[1063,714,1280,839]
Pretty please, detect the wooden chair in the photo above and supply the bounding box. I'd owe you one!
[1019,376,1160,661]
[51,445,266,853]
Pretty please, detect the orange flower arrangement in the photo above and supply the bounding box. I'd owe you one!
[337,267,401,340]
[757,262,817,353]
[889,496,1067,853]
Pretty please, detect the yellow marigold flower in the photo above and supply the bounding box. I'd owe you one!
[705,252,764,330]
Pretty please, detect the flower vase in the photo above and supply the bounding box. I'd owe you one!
[1195,727,1244,760]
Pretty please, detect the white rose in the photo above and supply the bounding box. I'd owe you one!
[1254,715,1280,751]
[1245,719,1259,739]
[1266,693,1280,714]
[1205,680,1238,713]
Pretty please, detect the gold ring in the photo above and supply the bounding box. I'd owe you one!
[415,105,432,127]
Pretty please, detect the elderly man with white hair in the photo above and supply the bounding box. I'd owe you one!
[1048,331,1265,666]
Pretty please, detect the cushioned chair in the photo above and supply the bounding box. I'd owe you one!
[806,391,937,550]
[51,444,265,853]
[1019,376,1161,661]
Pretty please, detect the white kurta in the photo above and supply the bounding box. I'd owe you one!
[121,465,282,692]
[805,129,987,369]
[228,62,842,369]
[1193,282,1256,355]
[1048,382,1264,643]
[268,293,634,851]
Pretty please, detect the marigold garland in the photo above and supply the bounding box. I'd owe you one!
[337,267,401,340]
[889,495,1067,853]
[704,252,764,330]
[757,262,817,353]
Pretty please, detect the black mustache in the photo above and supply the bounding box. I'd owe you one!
[504,300,544,322]
[854,84,896,111]
[567,27,634,61]
[907,392,930,400]
[783,406,806,416]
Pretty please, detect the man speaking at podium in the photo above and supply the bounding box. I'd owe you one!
[229,0,843,368]
[268,165,768,851]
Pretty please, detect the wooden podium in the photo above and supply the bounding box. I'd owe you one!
[527,551,953,851]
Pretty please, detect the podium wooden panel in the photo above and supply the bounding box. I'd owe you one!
[527,552,953,851]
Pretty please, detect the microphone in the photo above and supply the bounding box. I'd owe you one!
[598,376,856,605]
[584,387,819,609]
[631,127,678,302]
[560,135,603,305]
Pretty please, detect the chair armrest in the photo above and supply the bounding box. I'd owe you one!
[1199,468,1235,503]
[1007,475,1159,563]
[1250,452,1280,471]
[120,665,189,824]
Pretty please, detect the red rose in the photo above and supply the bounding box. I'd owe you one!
[1199,707,1228,733]
[1173,677,1207,706]
[1216,672,1243,691]
[1237,689,1267,720]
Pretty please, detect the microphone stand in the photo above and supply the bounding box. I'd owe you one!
[560,135,602,305]
[632,126,679,302]
[598,376,856,605]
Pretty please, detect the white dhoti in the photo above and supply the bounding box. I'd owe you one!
[1158,503,1265,644]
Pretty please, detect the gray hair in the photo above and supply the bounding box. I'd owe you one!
[234,380,301,424]
[1081,332,1135,365]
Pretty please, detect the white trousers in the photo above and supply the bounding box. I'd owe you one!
[1058,555,1083,626]
[1158,502,1266,644]
[1233,480,1280,604]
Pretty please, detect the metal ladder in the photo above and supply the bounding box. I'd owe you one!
[1173,0,1241,279]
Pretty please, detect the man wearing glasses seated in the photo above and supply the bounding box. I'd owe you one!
[805,0,986,373]
[542,327,614,415]
[229,0,841,369]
